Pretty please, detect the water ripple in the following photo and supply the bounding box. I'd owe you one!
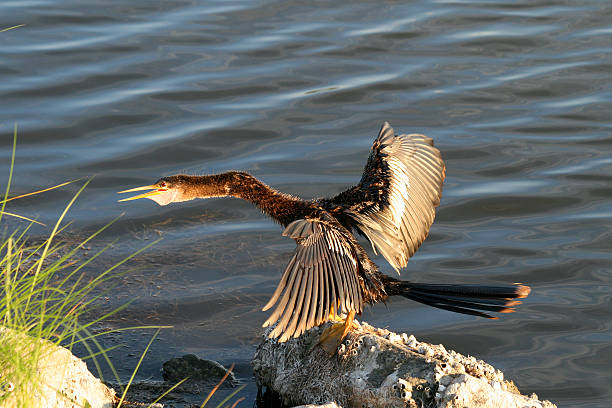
[1,0,611,406]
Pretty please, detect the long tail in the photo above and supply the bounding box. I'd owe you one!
[384,279,531,319]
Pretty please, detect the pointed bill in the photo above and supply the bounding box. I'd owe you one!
[117,185,166,202]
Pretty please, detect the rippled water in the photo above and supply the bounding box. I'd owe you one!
[2,1,611,406]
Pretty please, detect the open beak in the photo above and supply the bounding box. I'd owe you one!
[117,185,167,202]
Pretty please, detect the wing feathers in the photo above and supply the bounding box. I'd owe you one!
[264,217,363,342]
[271,265,303,339]
[345,122,445,272]
[298,270,314,336]
[307,262,320,330]
[281,268,309,342]
[263,256,299,326]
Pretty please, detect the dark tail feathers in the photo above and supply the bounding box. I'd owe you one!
[390,281,531,319]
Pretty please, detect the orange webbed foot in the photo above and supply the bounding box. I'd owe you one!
[317,311,357,355]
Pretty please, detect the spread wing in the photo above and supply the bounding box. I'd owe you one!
[342,122,445,272]
[262,214,363,342]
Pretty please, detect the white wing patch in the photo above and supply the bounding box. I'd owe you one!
[347,123,445,273]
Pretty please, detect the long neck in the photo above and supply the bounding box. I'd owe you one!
[189,172,309,226]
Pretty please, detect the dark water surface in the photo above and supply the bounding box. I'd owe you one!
[2,1,611,406]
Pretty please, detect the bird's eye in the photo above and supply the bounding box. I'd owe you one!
[159,182,167,188]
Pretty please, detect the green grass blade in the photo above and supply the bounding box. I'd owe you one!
[62,326,172,349]
[0,211,44,225]
[0,178,83,205]
[0,123,17,224]
[116,328,161,408]
[213,384,246,408]
[25,178,92,327]
[147,377,189,408]
[0,24,25,32]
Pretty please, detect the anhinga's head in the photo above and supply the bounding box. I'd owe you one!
[118,174,234,206]
[118,175,197,206]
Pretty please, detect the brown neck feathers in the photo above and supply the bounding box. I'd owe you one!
[188,172,308,226]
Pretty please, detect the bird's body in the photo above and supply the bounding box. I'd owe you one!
[119,122,530,343]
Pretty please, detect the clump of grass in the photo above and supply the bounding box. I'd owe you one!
[0,126,244,408]
[0,126,160,406]
[0,198,159,406]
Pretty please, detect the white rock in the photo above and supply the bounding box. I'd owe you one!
[252,321,557,408]
[0,328,116,408]
[438,374,555,408]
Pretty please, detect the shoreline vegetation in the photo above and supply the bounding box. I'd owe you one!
[0,129,242,407]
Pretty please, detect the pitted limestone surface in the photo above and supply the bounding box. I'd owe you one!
[253,320,556,408]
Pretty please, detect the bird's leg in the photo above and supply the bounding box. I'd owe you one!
[318,310,357,355]
[342,310,356,337]
[327,304,344,323]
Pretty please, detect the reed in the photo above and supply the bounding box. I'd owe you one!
[0,126,243,407]
[0,126,158,406]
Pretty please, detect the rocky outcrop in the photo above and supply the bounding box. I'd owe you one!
[0,328,116,408]
[252,320,556,408]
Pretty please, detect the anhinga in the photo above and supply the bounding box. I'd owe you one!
[118,122,530,350]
